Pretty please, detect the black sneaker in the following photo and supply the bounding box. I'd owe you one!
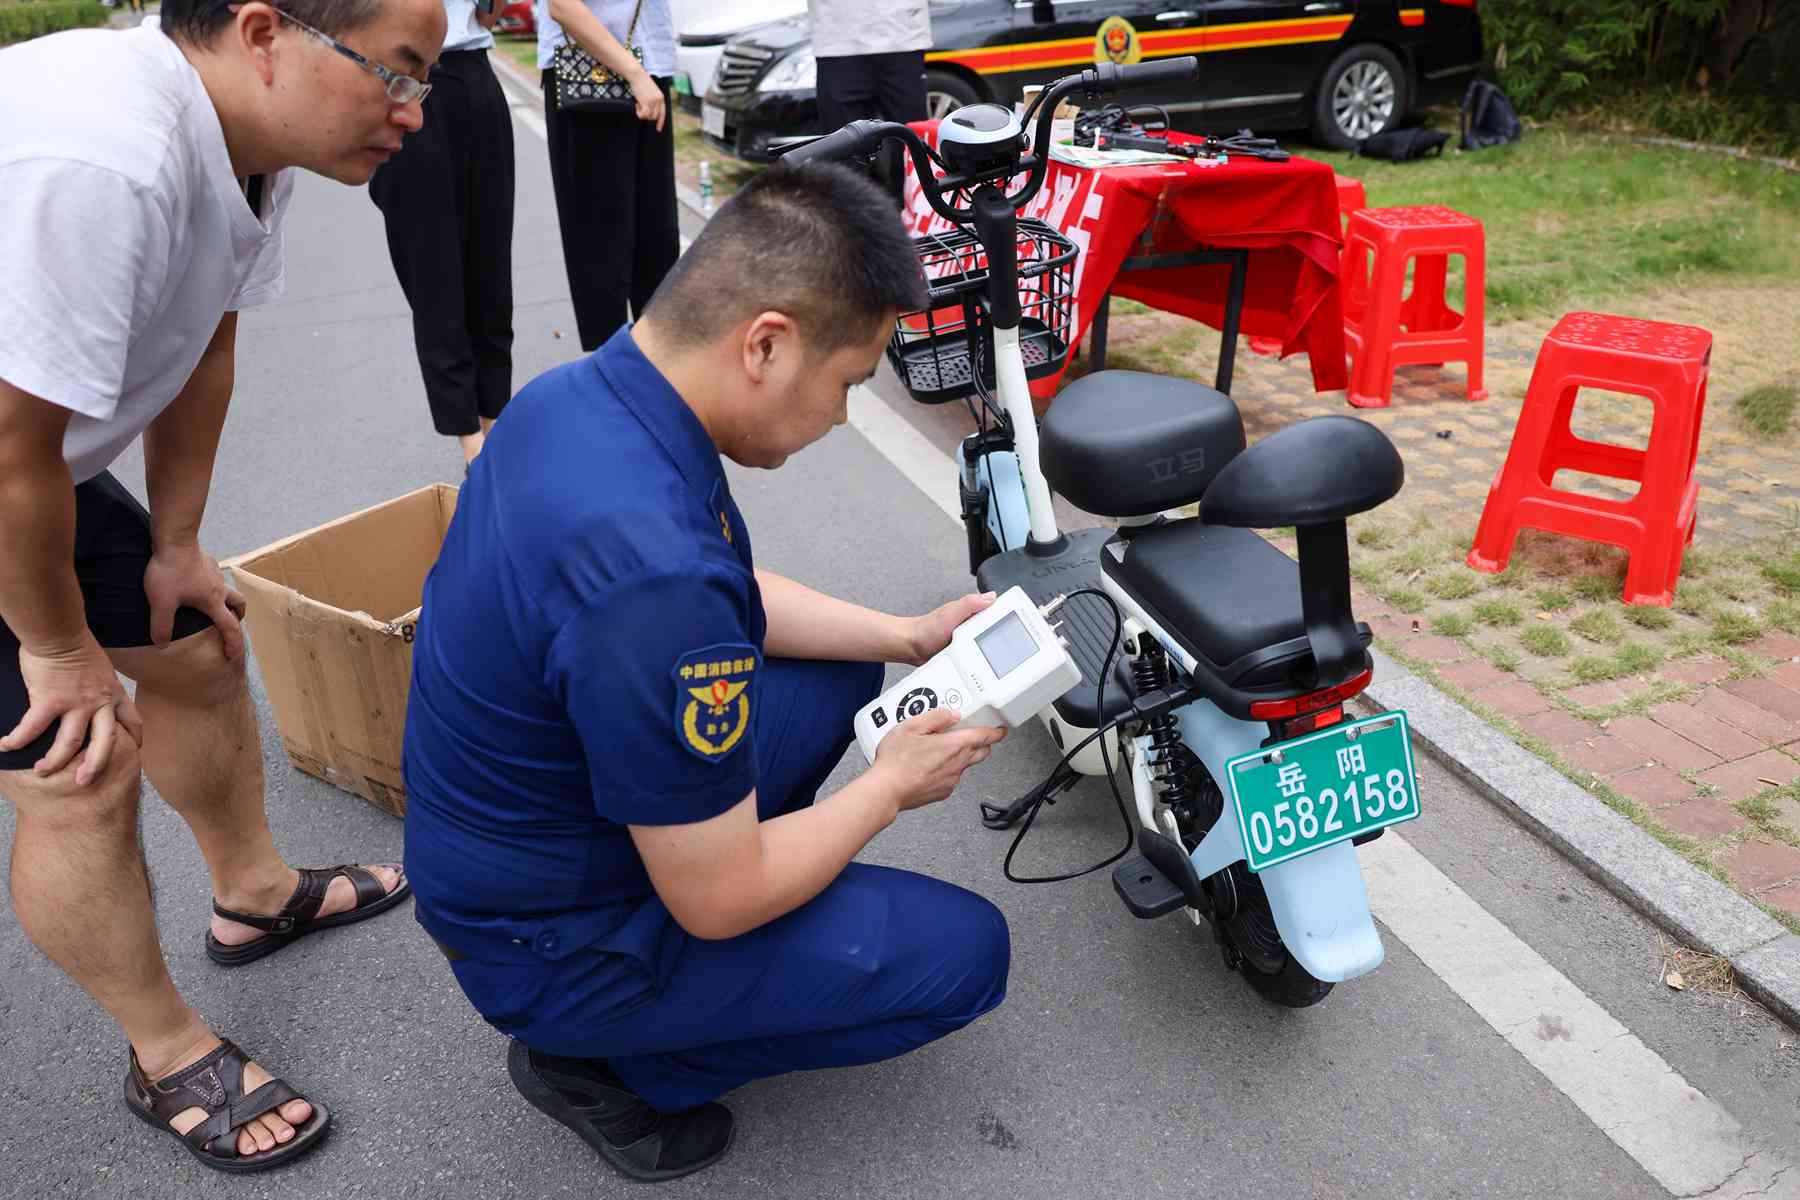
[506,1040,734,1182]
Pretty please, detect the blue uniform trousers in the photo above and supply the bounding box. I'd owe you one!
[459,657,1011,1112]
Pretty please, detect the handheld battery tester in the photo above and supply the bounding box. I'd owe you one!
[854,586,1082,763]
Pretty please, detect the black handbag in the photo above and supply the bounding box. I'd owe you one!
[552,0,644,114]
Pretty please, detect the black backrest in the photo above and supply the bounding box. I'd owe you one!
[1201,416,1403,528]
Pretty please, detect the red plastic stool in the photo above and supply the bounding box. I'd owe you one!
[1248,173,1369,357]
[1341,204,1487,408]
[1334,172,1367,231]
[1466,312,1712,607]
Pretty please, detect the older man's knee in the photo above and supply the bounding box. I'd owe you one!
[1,736,143,834]
[126,627,245,707]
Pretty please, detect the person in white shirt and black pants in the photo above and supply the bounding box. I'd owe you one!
[370,0,515,466]
[540,0,678,353]
[809,0,931,201]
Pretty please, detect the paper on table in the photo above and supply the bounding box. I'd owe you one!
[1048,141,1195,169]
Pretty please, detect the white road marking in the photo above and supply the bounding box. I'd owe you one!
[1362,834,1797,1199]
[847,386,963,525]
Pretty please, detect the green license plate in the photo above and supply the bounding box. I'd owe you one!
[1225,711,1419,872]
[673,72,692,96]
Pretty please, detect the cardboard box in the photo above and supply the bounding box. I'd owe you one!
[223,483,457,817]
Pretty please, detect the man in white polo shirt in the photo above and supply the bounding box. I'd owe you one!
[0,0,443,1173]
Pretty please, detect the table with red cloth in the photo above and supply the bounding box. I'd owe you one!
[898,123,1349,401]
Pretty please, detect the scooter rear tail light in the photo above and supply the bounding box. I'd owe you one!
[1275,705,1344,739]
[1248,668,1373,721]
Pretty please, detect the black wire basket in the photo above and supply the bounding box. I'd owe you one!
[887,219,1078,406]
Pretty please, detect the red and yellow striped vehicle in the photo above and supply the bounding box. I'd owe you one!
[699,0,1483,163]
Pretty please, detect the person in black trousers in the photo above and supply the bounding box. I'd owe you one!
[542,0,678,353]
[370,0,515,465]
[809,0,931,202]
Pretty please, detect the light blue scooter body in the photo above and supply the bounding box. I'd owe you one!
[1177,699,1386,983]
[977,451,1032,554]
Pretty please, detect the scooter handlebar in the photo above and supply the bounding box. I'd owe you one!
[780,120,892,165]
[1091,56,1200,95]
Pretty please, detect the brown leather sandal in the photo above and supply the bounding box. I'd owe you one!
[205,863,410,967]
[124,1039,330,1173]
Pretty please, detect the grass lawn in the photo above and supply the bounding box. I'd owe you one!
[1309,127,1800,325]
[672,111,760,202]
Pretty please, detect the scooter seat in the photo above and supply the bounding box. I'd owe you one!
[1040,370,1245,518]
[1104,519,1305,680]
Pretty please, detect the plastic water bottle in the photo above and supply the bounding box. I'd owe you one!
[698,161,714,215]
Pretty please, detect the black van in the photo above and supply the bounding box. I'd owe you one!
[699,0,1483,163]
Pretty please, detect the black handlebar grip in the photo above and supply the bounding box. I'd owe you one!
[1101,55,1200,92]
[781,120,887,164]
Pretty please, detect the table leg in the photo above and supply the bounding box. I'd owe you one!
[1089,291,1111,373]
[1214,248,1248,395]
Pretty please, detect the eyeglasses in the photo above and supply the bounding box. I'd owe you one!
[277,9,432,106]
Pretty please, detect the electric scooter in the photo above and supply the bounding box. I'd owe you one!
[787,59,1414,1008]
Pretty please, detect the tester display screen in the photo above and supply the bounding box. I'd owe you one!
[975,612,1038,679]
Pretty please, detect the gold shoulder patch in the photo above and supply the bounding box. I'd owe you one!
[673,644,758,761]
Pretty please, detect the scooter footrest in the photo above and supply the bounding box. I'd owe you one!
[1112,855,1187,919]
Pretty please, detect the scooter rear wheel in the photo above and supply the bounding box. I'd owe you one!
[1220,866,1333,1009]
[1179,761,1334,1008]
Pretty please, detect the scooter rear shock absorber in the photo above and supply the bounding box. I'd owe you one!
[1132,640,1193,815]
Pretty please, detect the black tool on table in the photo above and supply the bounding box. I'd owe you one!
[1092,124,1290,163]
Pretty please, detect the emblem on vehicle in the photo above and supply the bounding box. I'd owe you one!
[1094,16,1142,66]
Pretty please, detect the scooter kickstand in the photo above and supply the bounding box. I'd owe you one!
[980,761,1082,830]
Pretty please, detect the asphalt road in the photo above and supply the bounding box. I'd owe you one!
[3,83,1800,1200]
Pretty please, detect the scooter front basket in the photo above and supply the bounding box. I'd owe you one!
[887,220,1076,405]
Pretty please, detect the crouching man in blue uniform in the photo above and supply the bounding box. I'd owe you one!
[402,162,1012,1182]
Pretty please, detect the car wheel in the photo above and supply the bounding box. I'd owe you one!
[1311,43,1408,150]
[924,69,981,121]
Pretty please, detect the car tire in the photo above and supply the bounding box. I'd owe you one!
[924,69,982,121]
[1310,43,1408,150]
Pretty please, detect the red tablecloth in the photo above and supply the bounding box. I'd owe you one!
[900,124,1348,399]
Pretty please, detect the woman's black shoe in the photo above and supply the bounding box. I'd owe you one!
[506,1040,734,1182]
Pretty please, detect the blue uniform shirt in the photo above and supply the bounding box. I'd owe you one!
[403,328,765,980]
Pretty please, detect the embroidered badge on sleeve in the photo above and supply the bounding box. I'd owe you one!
[672,644,759,762]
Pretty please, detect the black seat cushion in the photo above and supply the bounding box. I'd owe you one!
[1040,370,1245,518]
[1107,520,1304,671]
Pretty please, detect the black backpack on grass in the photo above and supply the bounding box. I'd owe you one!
[1352,127,1449,161]
[1461,79,1524,150]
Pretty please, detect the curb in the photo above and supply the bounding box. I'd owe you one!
[502,68,1800,1031]
[1360,647,1800,1030]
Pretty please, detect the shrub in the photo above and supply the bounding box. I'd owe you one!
[0,1,109,44]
